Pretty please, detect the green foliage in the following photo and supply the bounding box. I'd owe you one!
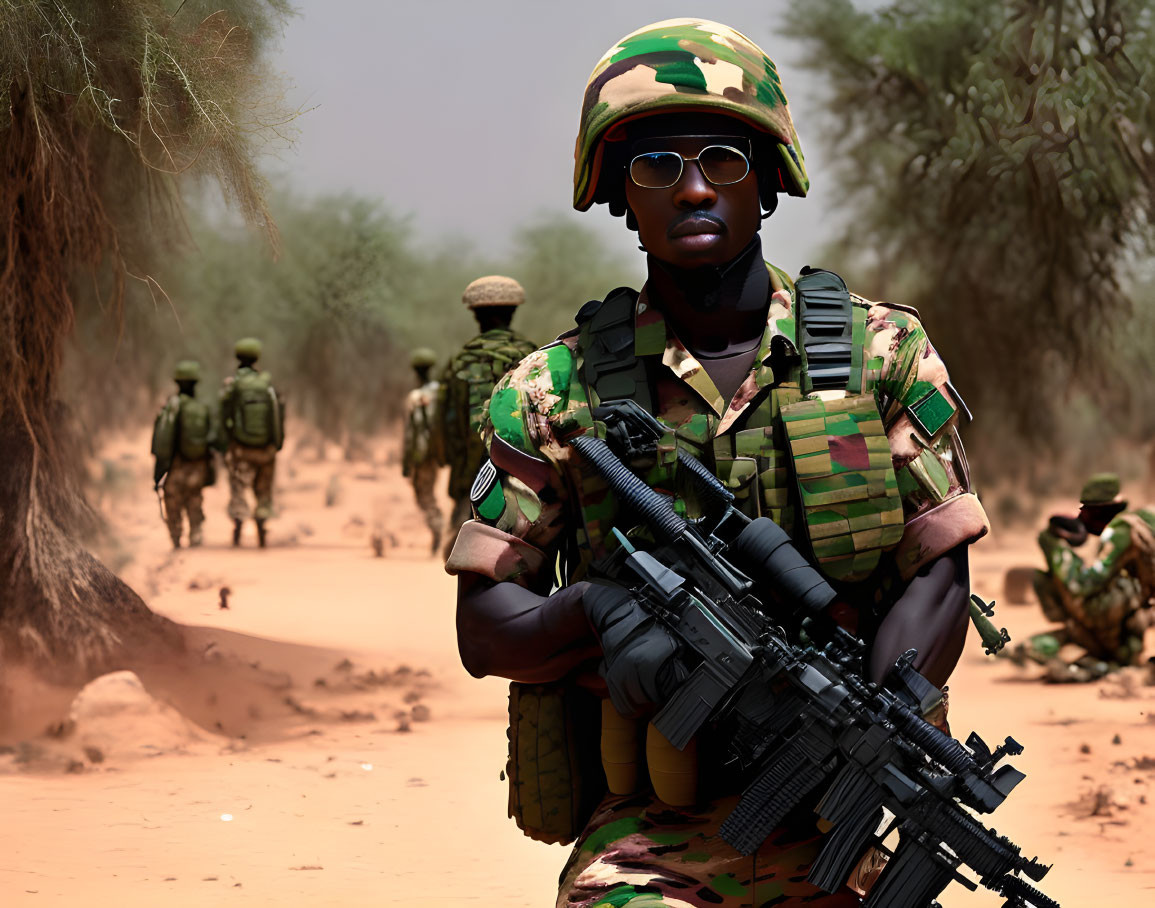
[785,0,1155,465]
[506,213,641,344]
[0,0,294,448]
[64,197,639,446]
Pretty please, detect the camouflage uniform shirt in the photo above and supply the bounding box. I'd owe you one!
[448,264,988,592]
[1038,508,1155,600]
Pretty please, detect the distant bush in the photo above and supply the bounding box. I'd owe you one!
[63,194,637,447]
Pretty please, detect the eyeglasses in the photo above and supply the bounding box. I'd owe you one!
[628,144,751,190]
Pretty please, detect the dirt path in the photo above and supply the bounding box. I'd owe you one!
[1,434,1153,906]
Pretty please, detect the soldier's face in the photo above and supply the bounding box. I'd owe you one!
[624,133,762,269]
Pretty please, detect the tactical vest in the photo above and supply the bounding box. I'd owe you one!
[571,268,905,584]
[504,270,909,844]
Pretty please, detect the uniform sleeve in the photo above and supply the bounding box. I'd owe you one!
[867,305,990,580]
[444,343,578,590]
[1042,519,1133,599]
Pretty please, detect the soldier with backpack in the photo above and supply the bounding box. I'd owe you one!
[219,337,284,548]
[151,360,216,549]
[438,275,537,559]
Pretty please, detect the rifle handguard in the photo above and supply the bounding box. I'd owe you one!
[570,434,685,544]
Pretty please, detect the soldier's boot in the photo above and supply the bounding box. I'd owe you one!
[256,518,268,549]
[189,524,204,547]
[171,536,182,550]
[431,526,443,558]
[232,519,243,547]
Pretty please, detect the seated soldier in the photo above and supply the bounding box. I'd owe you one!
[1016,473,1155,681]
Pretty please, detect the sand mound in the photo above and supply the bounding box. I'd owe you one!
[67,670,228,760]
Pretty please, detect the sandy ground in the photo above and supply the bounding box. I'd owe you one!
[0,432,1153,908]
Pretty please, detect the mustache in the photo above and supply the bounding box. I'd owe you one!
[667,210,726,238]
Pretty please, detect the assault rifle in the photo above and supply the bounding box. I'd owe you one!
[570,400,1058,908]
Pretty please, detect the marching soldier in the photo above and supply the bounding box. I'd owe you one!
[439,276,536,559]
[219,337,284,548]
[151,360,216,549]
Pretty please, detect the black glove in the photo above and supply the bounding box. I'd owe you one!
[583,581,685,719]
[1048,514,1087,546]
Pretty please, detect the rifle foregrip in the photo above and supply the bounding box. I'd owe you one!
[570,435,685,543]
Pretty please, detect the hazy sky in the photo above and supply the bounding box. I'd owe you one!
[269,1,840,276]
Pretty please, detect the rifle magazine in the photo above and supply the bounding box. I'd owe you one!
[651,662,729,751]
[719,733,830,855]
[809,763,886,891]
[862,831,956,908]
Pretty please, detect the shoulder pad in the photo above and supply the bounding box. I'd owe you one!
[575,286,637,327]
[796,267,853,391]
[574,298,602,325]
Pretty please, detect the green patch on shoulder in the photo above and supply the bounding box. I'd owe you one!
[582,817,645,854]
[488,385,529,450]
[476,482,505,522]
[543,343,575,413]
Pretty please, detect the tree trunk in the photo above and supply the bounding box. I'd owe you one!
[0,414,183,688]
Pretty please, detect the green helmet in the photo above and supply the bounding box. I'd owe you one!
[173,360,200,382]
[235,337,263,361]
[411,347,438,369]
[573,18,809,211]
[462,275,525,309]
[1080,473,1121,506]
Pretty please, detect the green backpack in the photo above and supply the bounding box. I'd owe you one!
[151,397,179,467]
[230,370,282,448]
[177,398,211,460]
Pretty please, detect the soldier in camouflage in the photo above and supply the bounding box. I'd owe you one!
[151,360,217,549]
[403,347,444,555]
[219,337,284,549]
[438,275,537,560]
[1012,474,1155,681]
[448,19,990,907]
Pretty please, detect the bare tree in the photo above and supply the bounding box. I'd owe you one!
[0,0,292,683]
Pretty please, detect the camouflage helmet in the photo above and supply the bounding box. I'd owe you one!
[573,18,809,211]
[173,360,200,382]
[462,275,525,309]
[235,337,263,361]
[411,347,438,369]
[1080,473,1122,506]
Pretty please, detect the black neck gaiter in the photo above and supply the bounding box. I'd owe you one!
[646,235,768,317]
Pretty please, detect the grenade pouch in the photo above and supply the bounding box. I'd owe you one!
[506,681,605,844]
